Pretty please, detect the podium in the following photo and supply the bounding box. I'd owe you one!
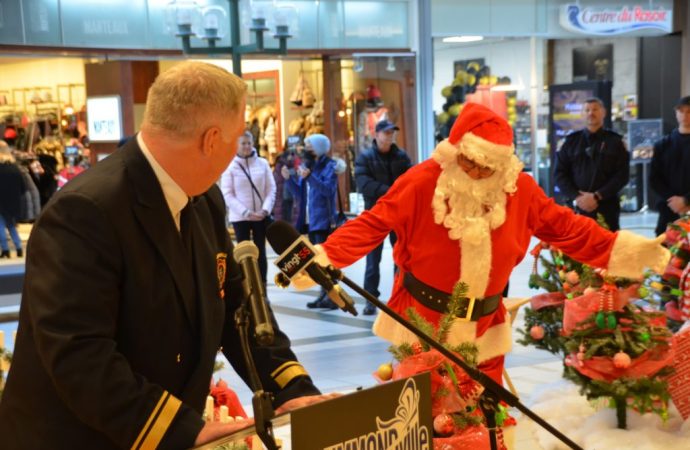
[192,373,432,450]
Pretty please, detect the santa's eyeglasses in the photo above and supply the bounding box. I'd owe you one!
[456,154,495,179]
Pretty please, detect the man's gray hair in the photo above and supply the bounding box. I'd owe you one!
[584,97,605,108]
[143,61,247,137]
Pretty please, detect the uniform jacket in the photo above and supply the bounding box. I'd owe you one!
[0,139,319,449]
[650,129,690,201]
[322,160,619,364]
[650,129,690,234]
[284,155,337,232]
[220,151,276,222]
[554,128,629,230]
[354,141,412,210]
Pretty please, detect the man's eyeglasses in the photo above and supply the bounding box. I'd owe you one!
[456,154,495,179]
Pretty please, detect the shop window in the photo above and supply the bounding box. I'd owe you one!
[244,71,281,163]
[324,55,417,213]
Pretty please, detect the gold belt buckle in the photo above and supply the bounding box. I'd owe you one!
[458,297,476,322]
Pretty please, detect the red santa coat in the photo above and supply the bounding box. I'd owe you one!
[321,159,617,363]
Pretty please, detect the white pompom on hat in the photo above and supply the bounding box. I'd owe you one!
[305,133,331,156]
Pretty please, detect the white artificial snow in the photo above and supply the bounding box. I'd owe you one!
[518,380,690,450]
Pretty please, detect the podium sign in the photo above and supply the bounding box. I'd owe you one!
[291,374,432,450]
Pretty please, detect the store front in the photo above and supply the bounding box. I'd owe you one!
[431,0,681,213]
[1,0,417,216]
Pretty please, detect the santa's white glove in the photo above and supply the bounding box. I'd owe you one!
[607,231,671,280]
[289,244,332,290]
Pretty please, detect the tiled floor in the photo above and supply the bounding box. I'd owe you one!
[0,213,660,448]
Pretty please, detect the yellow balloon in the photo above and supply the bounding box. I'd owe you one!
[489,76,498,85]
[479,76,489,85]
[441,86,453,98]
[448,103,462,116]
[507,97,517,106]
[437,112,450,124]
[467,75,476,85]
[507,105,516,114]
[468,62,480,72]
[455,70,467,80]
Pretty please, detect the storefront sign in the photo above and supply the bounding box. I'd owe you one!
[86,96,123,143]
[560,4,672,35]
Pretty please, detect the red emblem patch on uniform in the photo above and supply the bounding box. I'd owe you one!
[216,252,227,299]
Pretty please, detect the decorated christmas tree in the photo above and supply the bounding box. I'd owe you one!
[375,282,515,450]
[562,284,674,429]
[638,215,690,332]
[518,242,601,355]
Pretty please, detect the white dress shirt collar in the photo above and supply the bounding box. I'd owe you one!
[137,133,189,231]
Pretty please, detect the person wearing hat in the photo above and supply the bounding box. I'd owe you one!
[554,97,630,231]
[0,140,27,258]
[355,119,412,315]
[650,95,690,235]
[283,133,340,309]
[298,102,669,385]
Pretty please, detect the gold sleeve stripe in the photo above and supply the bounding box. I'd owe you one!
[271,361,298,378]
[139,394,182,450]
[131,392,168,450]
[273,363,308,389]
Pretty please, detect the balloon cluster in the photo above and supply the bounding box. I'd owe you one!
[435,62,514,141]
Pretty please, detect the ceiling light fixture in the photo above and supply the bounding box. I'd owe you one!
[442,35,484,43]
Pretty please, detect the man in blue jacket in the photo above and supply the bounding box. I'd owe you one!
[355,120,412,314]
[284,134,339,309]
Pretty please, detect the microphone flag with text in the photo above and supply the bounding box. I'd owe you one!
[266,220,358,316]
[233,241,275,346]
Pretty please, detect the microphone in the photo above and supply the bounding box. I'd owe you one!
[233,241,275,345]
[266,220,358,316]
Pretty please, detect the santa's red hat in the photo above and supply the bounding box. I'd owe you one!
[445,102,516,171]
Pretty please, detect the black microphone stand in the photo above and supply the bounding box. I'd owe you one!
[234,303,279,450]
[324,265,583,450]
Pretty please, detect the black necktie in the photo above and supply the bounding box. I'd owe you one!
[180,200,193,254]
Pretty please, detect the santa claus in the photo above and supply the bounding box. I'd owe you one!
[316,103,669,383]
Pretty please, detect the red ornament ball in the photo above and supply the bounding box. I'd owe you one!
[613,351,632,369]
[530,325,545,340]
[433,413,454,437]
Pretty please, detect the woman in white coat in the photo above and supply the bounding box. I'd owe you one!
[221,131,276,282]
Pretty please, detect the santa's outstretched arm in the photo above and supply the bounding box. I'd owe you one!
[529,176,670,278]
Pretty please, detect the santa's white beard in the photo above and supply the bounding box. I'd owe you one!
[432,162,510,298]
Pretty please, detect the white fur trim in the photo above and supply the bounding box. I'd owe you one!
[455,132,515,170]
[461,232,492,298]
[372,308,513,363]
[607,231,671,279]
[432,138,523,195]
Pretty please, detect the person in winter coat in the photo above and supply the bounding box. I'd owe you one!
[0,140,27,258]
[284,134,338,309]
[220,131,276,282]
[355,120,412,314]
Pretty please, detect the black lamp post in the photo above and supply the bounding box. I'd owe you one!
[169,0,292,77]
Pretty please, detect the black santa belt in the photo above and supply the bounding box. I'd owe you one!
[403,272,501,321]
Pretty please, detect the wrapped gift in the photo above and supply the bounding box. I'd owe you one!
[666,327,690,420]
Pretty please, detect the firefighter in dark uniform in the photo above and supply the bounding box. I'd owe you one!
[554,97,630,231]
[0,62,328,449]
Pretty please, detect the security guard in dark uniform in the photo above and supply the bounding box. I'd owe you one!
[0,62,322,449]
[554,97,630,231]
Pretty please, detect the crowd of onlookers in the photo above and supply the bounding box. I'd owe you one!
[0,130,90,259]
